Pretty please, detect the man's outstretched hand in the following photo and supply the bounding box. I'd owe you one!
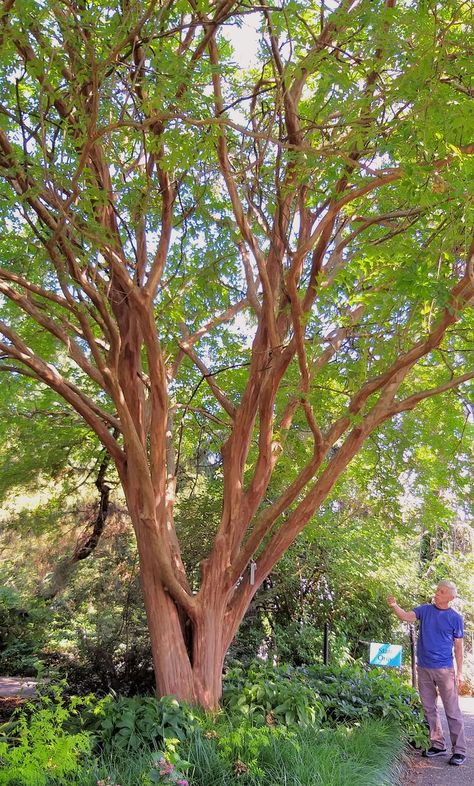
[386,596,416,623]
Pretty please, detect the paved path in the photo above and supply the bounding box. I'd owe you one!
[404,697,474,786]
[0,676,38,698]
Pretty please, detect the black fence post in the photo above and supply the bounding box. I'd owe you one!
[409,624,417,688]
[323,622,329,665]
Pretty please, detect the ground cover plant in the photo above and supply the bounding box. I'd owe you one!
[89,695,198,753]
[0,663,425,785]
[184,717,406,786]
[223,661,428,748]
[0,689,92,786]
[0,711,406,786]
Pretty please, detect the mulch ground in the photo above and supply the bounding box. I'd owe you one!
[0,696,27,722]
[0,677,38,723]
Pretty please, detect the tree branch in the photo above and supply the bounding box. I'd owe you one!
[0,328,123,462]
[177,340,237,419]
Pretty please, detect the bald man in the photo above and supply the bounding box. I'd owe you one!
[387,581,466,766]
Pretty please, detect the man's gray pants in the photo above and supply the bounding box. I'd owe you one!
[417,667,466,755]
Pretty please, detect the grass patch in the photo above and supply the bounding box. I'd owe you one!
[0,671,415,786]
[185,716,405,786]
[3,715,403,786]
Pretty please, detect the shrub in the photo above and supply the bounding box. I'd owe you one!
[88,695,197,753]
[0,689,91,786]
[302,663,428,746]
[223,662,325,727]
[0,587,47,676]
[271,623,353,667]
[223,661,428,747]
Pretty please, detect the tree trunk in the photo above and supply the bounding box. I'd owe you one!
[138,543,195,701]
[121,463,226,709]
[139,540,228,709]
[192,586,229,710]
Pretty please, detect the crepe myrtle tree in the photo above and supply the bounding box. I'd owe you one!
[0,0,473,708]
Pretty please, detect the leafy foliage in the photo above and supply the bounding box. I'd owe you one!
[0,688,91,786]
[303,664,428,747]
[43,532,155,696]
[223,662,428,747]
[88,695,197,754]
[0,675,413,786]
[223,663,325,728]
[0,586,47,675]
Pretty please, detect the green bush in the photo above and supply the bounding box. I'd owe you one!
[88,694,197,753]
[0,586,47,675]
[0,689,91,786]
[303,663,428,746]
[223,662,325,727]
[223,661,428,747]
[42,548,156,697]
[270,622,353,666]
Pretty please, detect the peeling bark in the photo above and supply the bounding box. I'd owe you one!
[1,2,473,709]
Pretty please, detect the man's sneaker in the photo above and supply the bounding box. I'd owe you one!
[422,746,447,757]
[448,753,466,766]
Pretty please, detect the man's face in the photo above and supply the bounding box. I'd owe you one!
[434,584,455,607]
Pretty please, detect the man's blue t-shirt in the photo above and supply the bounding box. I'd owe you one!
[414,603,464,668]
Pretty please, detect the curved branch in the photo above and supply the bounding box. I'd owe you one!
[384,371,474,419]
[0,280,110,392]
[0,329,123,462]
[296,143,474,283]
[207,35,278,348]
[177,341,236,419]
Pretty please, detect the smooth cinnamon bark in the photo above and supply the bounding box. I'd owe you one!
[0,2,473,711]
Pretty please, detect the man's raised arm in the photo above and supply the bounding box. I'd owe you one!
[387,596,417,623]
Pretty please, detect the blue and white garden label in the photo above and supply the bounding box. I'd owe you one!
[369,642,403,668]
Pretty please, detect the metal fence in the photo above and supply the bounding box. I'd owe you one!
[337,624,473,690]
